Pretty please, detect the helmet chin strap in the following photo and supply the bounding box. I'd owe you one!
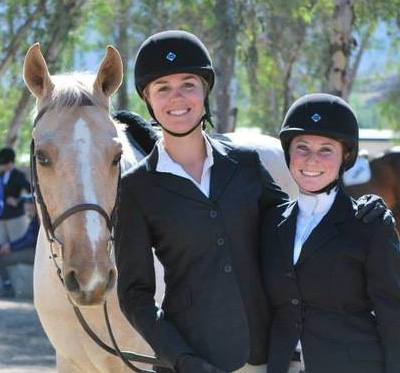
[309,179,339,195]
[145,97,213,138]
[159,116,205,137]
[307,164,346,195]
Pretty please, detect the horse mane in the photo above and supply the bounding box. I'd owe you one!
[113,110,159,155]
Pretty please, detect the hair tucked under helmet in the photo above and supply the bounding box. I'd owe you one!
[134,30,215,136]
[280,93,359,171]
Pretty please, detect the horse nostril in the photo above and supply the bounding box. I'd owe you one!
[64,270,81,293]
[106,268,117,292]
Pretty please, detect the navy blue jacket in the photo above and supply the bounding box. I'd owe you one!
[10,215,39,251]
[261,189,400,373]
[0,168,30,220]
[116,137,288,371]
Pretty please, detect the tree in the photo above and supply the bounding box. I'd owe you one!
[325,0,355,99]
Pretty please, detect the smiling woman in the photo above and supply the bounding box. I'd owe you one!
[115,30,288,373]
[261,93,400,373]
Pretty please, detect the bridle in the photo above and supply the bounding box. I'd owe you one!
[30,98,118,282]
[31,98,165,373]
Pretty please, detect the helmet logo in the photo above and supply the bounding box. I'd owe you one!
[311,113,321,122]
[166,52,177,61]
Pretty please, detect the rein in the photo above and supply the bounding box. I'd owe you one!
[31,100,165,373]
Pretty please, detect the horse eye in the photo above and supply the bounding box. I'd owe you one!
[112,153,122,166]
[36,150,51,166]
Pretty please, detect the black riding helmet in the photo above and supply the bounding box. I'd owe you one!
[280,93,359,172]
[134,30,215,137]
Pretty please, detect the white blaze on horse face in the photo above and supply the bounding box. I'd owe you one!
[73,117,102,253]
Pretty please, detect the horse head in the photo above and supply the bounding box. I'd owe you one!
[23,43,132,307]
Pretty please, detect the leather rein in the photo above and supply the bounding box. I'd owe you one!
[31,99,164,373]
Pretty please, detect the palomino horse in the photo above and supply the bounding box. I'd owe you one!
[23,43,162,373]
[344,148,400,232]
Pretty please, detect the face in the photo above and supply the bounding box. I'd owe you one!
[289,134,346,194]
[146,73,206,135]
[0,162,13,172]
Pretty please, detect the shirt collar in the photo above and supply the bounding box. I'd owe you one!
[156,132,214,178]
[298,189,337,217]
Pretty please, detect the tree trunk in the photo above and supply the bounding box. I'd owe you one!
[325,0,355,98]
[5,91,33,148]
[212,0,238,133]
[282,24,307,118]
[0,0,46,78]
[115,0,130,110]
[345,23,374,99]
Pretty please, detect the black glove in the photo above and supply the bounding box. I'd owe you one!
[355,194,395,226]
[175,354,228,373]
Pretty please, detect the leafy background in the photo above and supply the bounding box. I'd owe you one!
[1,0,399,162]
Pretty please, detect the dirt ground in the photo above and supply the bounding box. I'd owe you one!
[0,298,56,372]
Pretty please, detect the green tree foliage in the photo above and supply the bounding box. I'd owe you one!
[0,0,400,148]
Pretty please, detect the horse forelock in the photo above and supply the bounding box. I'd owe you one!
[43,73,108,113]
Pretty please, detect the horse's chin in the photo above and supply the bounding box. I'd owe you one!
[68,291,108,308]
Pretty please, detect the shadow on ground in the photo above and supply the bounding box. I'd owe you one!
[0,299,56,372]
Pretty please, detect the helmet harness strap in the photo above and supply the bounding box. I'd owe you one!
[145,96,213,138]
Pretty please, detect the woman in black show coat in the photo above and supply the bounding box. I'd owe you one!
[116,30,286,373]
[261,93,400,373]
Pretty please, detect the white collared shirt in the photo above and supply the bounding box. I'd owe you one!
[156,134,214,197]
[293,189,337,264]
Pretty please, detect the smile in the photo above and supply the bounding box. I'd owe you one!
[301,170,323,177]
[168,108,190,116]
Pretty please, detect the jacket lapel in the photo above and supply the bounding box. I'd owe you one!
[208,136,238,203]
[144,144,210,204]
[296,190,352,266]
[144,137,239,204]
[277,202,298,265]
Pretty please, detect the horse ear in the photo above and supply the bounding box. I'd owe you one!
[94,45,123,97]
[23,42,54,99]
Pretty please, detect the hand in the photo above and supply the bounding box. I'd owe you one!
[0,243,11,256]
[355,194,395,226]
[6,196,18,207]
[175,354,228,373]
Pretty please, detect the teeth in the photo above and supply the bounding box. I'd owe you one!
[302,170,322,176]
[169,109,188,116]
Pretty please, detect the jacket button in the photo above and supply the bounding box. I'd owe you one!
[217,237,225,246]
[210,210,218,218]
[291,298,300,306]
[224,265,232,273]
[285,271,294,278]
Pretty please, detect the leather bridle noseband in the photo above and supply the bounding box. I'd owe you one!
[31,99,165,373]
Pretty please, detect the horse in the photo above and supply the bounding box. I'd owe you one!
[23,43,299,373]
[344,148,400,231]
[23,43,165,373]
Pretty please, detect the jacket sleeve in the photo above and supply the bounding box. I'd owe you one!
[254,151,289,210]
[366,224,400,373]
[10,216,39,251]
[115,177,194,369]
